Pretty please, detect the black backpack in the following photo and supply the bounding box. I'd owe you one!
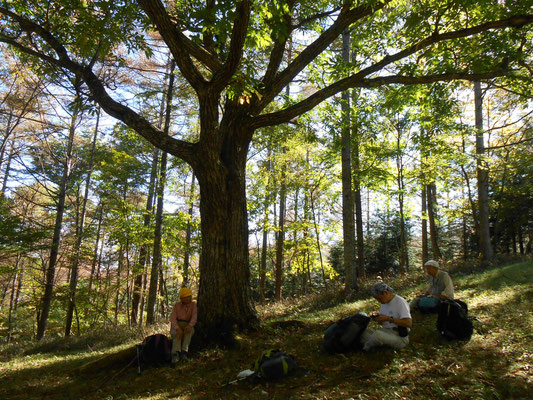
[137,334,172,369]
[323,312,371,354]
[252,349,300,381]
[437,299,473,341]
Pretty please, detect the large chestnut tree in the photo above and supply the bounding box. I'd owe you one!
[1,0,531,344]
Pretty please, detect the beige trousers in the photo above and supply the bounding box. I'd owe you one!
[170,320,195,353]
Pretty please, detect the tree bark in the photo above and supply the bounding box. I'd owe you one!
[474,81,494,264]
[183,173,195,287]
[421,183,429,263]
[65,107,100,336]
[259,148,272,302]
[351,92,365,279]
[194,127,259,345]
[396,128,409,272]
[131,147,158,325]
[1,139,14,198]
[427,183,442,260]
[146,60,175,325]
[37,96,78,340]
[341,28,357,291]
[274,164,286,301]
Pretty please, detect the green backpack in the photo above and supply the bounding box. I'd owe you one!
[252,349,299,381]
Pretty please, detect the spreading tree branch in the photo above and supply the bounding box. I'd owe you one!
[0,6,198,166]
[251,13,533,129]
[137,0,220,89]
[255,0,392,112]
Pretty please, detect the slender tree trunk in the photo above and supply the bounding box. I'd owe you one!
[183,174,195,287]
[1,139,14,198]
[340,28,357,292]
[14,262,23,311]
[274,171,286,301]
[7,255,22,343]
[474,81,494,264]
[421,183,429,263]
[146,60,175,325]
[352,122,365,279]
[115,244,124,325]
[131,147,158,325]
[65,107,100,336]
[259,150,272,302]
[461,185,468,260]
[427,183,442,260]
[396,131,409,272]
[0,112,13,175]
[37,98,79,340]
[89,203,104,293]
[132,57,174,323]
[310,195,327,287]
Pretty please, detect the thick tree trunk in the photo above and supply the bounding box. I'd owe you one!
[474,81,494,264]
[194,138,258,345]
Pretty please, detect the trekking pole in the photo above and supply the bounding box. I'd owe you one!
[221,374,256,387]
[136,345,141,375]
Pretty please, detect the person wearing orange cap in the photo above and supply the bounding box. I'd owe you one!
[169,287,197,363]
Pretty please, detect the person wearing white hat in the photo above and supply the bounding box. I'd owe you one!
[410,260,454,311]
[169,287,197,363]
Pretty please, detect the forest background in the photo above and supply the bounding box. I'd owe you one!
[0,0,532,349]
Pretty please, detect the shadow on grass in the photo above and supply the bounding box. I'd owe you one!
[2,261,531,399]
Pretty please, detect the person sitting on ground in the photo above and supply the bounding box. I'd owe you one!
[169,287,197,363]
[410,259,454,311]
[359,282,412,351]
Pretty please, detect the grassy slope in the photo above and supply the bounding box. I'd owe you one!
[1,261,531,400]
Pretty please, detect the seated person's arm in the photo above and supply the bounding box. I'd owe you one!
[440,276,454,299]
[392,317,412,329]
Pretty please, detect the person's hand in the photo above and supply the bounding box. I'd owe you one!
[372,314,390,323]
[184,324,193,334]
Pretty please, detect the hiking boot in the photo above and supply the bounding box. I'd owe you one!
[180,352,188,362]
[171,352,180,364]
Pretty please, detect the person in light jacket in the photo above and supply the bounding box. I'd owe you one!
[169,287,197,363]
[410,260,454,310]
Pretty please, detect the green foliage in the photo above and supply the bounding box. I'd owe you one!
[0,198,47,257]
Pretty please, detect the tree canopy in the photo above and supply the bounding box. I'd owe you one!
[1,0,531,343]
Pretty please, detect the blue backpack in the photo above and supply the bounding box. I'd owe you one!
[417,296,440,313]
